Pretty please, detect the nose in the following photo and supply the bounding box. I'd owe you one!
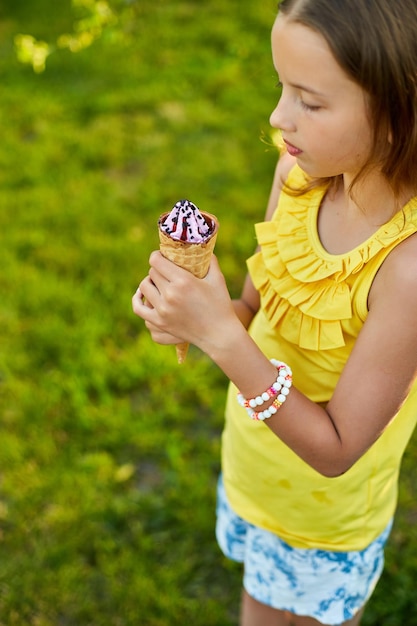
[269,104,282,129]
[270,91,296,132]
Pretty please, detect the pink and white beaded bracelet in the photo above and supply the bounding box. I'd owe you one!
[236,359,293,421]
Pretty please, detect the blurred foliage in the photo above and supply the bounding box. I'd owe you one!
[1,0,417,624]
[14,0,117,72]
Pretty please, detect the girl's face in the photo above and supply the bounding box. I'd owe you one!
[270,16,373,181]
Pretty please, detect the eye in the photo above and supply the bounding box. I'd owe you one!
[300,99,321,112]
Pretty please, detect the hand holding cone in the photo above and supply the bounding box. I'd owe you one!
[158,201,219,363]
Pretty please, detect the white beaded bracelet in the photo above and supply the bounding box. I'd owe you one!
[237,359,292,421]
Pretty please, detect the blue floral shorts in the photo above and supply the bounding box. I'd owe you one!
[216,476,392,626]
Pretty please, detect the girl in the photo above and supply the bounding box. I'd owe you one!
[132,0,417,624]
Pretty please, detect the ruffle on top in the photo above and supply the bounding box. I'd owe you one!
[247,166,417,351]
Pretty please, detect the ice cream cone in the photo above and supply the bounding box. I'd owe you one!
[158,211,219,363]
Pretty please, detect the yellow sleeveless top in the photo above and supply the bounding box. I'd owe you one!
[222,165,417,551]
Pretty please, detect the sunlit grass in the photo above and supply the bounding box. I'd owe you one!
[0,0,417,624]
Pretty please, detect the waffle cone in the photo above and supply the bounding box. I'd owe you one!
[158,211,219,363]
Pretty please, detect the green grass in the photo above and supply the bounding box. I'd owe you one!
[1,1,417,624]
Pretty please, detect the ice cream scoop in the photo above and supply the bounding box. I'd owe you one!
[158,199,219,363]
[159,199,214,243]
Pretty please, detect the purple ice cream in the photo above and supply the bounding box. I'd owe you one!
[160,199,214,243]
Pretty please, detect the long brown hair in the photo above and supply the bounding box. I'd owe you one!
[278,0,417,199]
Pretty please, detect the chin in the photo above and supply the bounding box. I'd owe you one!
[296,159,341,179]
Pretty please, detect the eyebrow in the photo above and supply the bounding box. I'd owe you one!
[275,68,327,98]
[289,82,325,97]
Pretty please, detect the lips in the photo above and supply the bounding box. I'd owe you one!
[284,139,302,156]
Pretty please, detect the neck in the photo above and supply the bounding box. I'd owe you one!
[341,170,412,224]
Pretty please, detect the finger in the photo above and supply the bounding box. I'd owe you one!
[144,321,183,345]
[148,265,171,293]
[137,274,163,308]
[149,251,189,282]
[132,284,155,317]
[203,254,221,280]
[133,287,153,311]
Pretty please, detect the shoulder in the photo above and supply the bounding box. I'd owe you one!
[370,231,417,313]
[264,152,298,221]
[275,151,298,193]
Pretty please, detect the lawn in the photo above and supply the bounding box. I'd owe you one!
[1,1,417,624]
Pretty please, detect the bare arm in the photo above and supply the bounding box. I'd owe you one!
[233,152,296,328]
[133,155,417,477]
[202,233,417,476]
